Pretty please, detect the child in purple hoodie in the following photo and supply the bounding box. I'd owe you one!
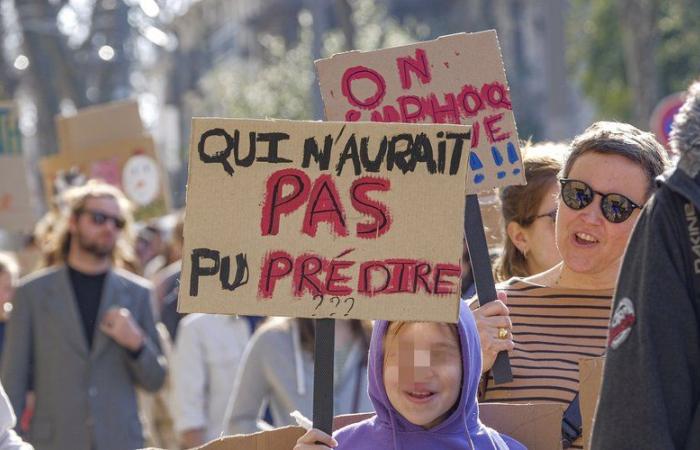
[295,302,525,449]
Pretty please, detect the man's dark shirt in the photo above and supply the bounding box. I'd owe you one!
[68,265,107,349]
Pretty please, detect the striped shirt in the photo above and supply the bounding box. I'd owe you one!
[480,278,613,449]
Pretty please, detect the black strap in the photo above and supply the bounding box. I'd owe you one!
[561,393,583,448]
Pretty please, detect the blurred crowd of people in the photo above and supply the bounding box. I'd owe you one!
[0,80,699,450]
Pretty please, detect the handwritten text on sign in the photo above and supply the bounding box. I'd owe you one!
[316,31,525,192]
[178,119,471,322]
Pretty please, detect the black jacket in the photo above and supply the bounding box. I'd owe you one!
[591,167,700,449]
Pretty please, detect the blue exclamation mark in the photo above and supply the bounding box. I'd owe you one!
[469,152,485,184]
[492,146,506,179]
[507,142,521,175]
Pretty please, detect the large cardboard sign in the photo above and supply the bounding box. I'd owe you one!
[0,102,36,232]
[39,136,170,221]
[316,31,525,194]
[189,403,564,450]
[179,118,471,322]
[579,356,605,450]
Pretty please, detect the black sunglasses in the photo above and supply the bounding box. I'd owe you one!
[78,208,126,230]
[559,178,641,223]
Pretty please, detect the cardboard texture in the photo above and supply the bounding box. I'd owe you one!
[39,136,170,221]
[179,118,471,323]
[579,356,605,450]
[480,403,564,450]
[316,30,525,194]
[0,156,37,232]
[56,100,143,154]
[0,102,35,232]
[187,403,564,450]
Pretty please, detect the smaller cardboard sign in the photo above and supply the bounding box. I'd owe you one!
[0,156,36,232]
[316,31,525,194]
[39,136,170,221]
[56,100,143,154]
[579,356,605,450]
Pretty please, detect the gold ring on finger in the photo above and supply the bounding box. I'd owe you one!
[497,327,508,340]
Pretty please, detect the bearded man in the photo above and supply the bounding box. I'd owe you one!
[1,181,166,450]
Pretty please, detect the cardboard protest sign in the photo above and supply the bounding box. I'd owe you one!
[0,156,36,233]
[579,356,605,450]
[56,100,143,154]
[39,136,170,221]
[189,403,564,450]
[0,102,37,233]
[179,118,471,322]
[316,30,525,194]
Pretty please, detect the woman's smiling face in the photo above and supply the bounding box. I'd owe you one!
[556,152,648,277]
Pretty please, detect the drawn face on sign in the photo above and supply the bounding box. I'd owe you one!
[122,155,160,206]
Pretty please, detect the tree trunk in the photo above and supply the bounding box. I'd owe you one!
[617,0,659,127]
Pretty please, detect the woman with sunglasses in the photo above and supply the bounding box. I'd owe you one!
[493,142,568,282]
[474,122,668,448]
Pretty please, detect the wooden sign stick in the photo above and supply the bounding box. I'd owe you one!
[312,318,335,434]
[464,194,513,384]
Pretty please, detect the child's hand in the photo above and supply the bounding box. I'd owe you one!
[473,291,515,373]
[294,428,338,449]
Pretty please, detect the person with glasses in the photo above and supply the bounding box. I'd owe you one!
[592,82,700,449]
[0,180,166,450]
[493,142,569,283]
[473,122,668,448]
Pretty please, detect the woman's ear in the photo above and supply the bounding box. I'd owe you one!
[506,221,529,256]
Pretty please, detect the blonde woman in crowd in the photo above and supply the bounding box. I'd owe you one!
[493,142,568,282]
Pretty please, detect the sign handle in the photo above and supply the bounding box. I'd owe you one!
[312,318,335,435]
[464,193,513,384]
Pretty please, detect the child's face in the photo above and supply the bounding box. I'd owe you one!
[383,322,462,429]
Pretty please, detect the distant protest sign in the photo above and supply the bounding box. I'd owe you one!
[0,102,36,232]
[316,30,525,193]
[39,136,170,220]
[179,118,471,322]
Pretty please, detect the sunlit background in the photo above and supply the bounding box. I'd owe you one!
[1,0,698,206]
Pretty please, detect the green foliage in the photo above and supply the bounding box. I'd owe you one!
[569,0,631,121]
[656,0,700,94]
[189,28,315,120]
[189,0,418,121]
[570,0,700,121]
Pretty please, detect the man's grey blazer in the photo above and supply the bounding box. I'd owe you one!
[0,265,167,450]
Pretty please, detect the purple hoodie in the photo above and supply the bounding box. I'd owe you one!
[333,302,525,449]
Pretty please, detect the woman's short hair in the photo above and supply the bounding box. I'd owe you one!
[563,121,669,199]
